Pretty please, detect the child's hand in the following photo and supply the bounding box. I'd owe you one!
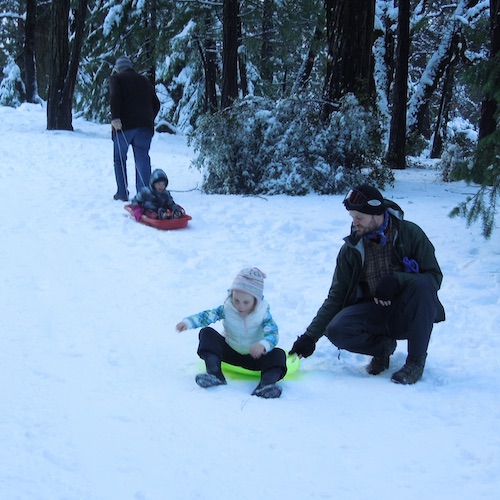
[172,206,185,219]
[176,321,188,332]
[250,343,266,359]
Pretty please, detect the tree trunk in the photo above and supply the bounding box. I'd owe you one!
[34,2,52,101]
[47,0,88,130]
[321,0,376,120]
[237,11,248,97]
[145,0,157,85]
[430,46,459,158]
[408,30,463,141]
[47,0,71,130]
[260,0,274,83]
[406,0,482,140]
[200,12,218,114]
[383,14,396,104]
[492,0,500,55]
[479,97,498,140]
[387,0,410,170]
[292,19,324,94]
[221,0,239,109]
[478,0,499,141]
[24,0,38,103]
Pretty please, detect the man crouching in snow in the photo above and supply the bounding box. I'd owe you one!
[290,185,445,384]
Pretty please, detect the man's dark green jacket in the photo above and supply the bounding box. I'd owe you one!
[305,210,445,342]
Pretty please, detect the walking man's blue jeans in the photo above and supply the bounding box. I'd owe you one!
[113,127,153,198]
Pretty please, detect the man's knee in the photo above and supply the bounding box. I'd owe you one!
[403,276,439,312]
[325,320,343,347]
[407,275,436,294]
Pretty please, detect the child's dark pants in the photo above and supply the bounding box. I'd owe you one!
[197,327,287,383]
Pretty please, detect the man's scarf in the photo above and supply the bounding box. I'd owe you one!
[363,211,389,246]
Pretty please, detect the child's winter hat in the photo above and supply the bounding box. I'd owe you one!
[115,55,133,71]
[231,267,266,302]
[150,168,169,188]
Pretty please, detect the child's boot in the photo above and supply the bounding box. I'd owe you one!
[196,353,227,388]
[252,367,283,399]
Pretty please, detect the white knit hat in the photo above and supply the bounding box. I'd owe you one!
[231,268,266,302]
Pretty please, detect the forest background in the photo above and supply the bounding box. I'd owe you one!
[0,0,498,235]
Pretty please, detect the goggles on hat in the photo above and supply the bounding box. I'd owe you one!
[343,189,382,209]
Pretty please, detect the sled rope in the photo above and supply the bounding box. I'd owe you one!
[116,130,148,192]
[116,130,128,193]
[169,185,202,193]
[116,130,199,194]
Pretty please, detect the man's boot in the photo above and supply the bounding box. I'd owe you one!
[366,337,397,375]
[391,352,427,385]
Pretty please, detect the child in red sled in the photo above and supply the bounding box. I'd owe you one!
[130,168,184,221]
[176,268,287,399]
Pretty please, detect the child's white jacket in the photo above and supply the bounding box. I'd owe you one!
[182,297,279,355]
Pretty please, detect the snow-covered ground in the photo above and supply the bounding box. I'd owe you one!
[1,103,499,499]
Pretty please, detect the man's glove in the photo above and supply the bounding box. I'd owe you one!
[374,274,399,301]
[289,334,316,358]
[111,118,123,131]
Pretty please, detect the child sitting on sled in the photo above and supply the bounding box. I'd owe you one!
[130,168,185,221]
[176,267,287,399]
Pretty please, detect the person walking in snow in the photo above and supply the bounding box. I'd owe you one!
[176,268,287,399]
[110,55,160,201]
[290,185,445,384]
[130,169,185,221]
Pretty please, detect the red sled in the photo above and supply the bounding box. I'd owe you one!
[124,204,192,230]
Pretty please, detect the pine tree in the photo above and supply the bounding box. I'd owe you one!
[450,0,499,238]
